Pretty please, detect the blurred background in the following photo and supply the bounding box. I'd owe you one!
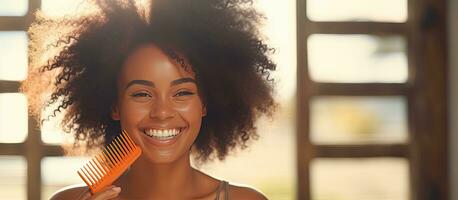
[0,0,454,199]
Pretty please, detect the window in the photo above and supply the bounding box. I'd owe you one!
[0,1,297,199]
[297,0,448,199]
[0,1,99,199]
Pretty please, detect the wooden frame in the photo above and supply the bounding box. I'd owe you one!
[0,1,65,199]
[0,0,448,199]
[296,0,448,199]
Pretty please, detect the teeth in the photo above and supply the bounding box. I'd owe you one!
[144,128,181,139]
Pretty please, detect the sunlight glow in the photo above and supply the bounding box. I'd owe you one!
[310,96,408,144]
[0,156,26,200]
[0,32,28,81]
[311,158,409,200]
[307,0,408,22]
[41,157,89,200]
[308,34,408,83]
[0,0,28,16]
[0,93,27,143]
[41,0,97,18]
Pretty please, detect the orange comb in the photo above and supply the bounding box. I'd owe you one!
[77,130,142,194]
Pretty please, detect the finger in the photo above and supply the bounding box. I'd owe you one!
[91,186,121,200]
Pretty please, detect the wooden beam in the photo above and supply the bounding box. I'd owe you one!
[303,21,408,35]
[0,143,24,155]
[0,17,28,31]
[315,144,408,158]
[0,81,20,93]
[310,83,409,96]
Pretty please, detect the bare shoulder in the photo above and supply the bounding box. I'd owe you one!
[49,184,88,200]
[228,184,268,200]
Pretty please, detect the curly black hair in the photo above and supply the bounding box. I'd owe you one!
[21,0,276,162]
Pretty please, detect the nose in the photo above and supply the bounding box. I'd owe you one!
[150,98,175,120]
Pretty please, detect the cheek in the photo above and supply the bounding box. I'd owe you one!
[175,100,204,128]
[119,102,150,125]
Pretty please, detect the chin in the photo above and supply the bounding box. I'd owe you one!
[141,148,190,164]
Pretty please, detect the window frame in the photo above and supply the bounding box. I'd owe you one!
[296,0,448,199]
[0,1,65,199]
[0,0,449,199]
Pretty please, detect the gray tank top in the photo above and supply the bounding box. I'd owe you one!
[215,180,229,200]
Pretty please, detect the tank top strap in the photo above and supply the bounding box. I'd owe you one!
[223,181,229,199]
[215,180,229,200]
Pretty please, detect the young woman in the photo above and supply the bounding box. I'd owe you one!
[22,0,276,199]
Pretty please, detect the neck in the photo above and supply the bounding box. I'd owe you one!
[117,152,197,199]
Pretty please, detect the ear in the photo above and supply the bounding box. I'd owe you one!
[202,104,207,117]
[111,105,120,120]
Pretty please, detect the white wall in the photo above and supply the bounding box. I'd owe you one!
[449,0,458,199]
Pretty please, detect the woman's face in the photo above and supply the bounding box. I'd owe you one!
[112,44,206,164]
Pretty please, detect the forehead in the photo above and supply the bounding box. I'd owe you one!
[119,44,195,83]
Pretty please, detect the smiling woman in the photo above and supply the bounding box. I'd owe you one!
[112,44,207,165]
[20,0,276,199]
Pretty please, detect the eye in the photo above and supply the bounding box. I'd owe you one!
[174,90,195,97]
[129,91,153,102]
[131,92,152,98]
[130,91,153,102]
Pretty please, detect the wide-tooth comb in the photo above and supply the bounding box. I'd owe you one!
[77,130,142,194]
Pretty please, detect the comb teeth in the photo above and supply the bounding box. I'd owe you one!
[77,130,142,194]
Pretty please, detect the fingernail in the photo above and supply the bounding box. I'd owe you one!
[112,187,121,193]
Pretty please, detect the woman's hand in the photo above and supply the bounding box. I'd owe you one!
[78,185,121,200]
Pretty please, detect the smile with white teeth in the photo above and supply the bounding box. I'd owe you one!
[144,128,182,140]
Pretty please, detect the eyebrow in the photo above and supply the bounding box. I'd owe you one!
[125,80,154,89]
[170,77,196,86]
[125,77,196,90]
